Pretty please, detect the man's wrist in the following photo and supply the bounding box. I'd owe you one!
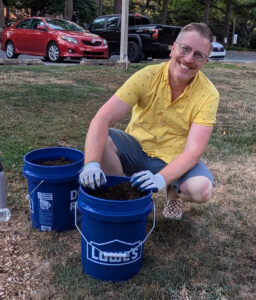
[84,161,101,169]
[156,173,166,190]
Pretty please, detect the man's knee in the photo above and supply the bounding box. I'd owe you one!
[199,180,213,203]
[104,136,118,154]
[180,176,213,203]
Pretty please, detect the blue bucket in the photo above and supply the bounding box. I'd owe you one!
[76,175,155,281]
[23,147,84,232]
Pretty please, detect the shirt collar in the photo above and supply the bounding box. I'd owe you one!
[163,60,171,82]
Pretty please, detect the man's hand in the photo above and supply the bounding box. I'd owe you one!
[130,170,166,192]
[79,162,107,189]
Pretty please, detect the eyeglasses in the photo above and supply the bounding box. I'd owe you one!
[175,42,208,62]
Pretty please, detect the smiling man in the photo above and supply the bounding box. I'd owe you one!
[80,23,219,220]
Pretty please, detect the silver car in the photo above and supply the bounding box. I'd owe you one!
[209,41,226,59]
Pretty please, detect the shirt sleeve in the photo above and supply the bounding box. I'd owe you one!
[193,92,219,126]
[115,68,151,107]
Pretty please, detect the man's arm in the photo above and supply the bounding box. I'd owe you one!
[159,123,213,185]
[131,123,213,192]
[84,94,132,164]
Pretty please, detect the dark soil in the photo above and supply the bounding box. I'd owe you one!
[87,181,148,200]
[33,157,75,166]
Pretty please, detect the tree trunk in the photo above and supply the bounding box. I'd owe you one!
[95,0,102,15]
[0,0,5,28]
[160,0,168,24]
[203,0,211,26]
[6,6,9,20]
[145,0,150,17]
[114,0,121,14]
[231,17,236,45]
[64,0,73,21]
[224,0,231,45]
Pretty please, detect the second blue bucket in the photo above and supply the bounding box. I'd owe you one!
[23,147,84,232]
[76,176,154,281]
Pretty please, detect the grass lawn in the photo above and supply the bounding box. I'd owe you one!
[0,61,255,300]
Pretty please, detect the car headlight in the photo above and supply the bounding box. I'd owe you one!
[61,35,78,44]
[102,39,107,46]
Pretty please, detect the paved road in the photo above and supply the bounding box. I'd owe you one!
[0,49,256,64]
[222,50,256,63]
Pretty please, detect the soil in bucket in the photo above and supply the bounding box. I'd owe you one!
[33,157,75,166]
[87,181,147,200]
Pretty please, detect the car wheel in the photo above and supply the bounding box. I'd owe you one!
[141,51,151,61]
[128,41,140,63]
[6,41,18,59]
[47,42,62,63]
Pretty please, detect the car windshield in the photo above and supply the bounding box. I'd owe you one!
[45,19,85,32]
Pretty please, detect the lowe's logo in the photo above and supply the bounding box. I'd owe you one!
[87,239,142,266]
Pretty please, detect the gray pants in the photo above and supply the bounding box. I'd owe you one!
[109,128,215,191]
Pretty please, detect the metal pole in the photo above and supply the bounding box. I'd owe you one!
[119,0,129,69]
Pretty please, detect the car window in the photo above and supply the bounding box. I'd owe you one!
[106,17,119,29]
[45,19,85,32]
[91,17,105,30]
[31,19,45,30]
[16,19,32,29]
[134,17,143,25]
[141,17,150,25]
[128,17,135,26]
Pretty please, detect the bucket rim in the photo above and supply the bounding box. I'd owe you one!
[23,146,84,168]
[80,175,152,203]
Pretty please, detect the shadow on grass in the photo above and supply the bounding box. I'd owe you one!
[50,202,254,299]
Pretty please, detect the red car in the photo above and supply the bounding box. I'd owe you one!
[1,17,109,62]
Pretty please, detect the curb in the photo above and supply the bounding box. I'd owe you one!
[0,58,44,65]
[80,59,116,66]
[80,59,130,69]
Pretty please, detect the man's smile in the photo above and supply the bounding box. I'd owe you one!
[178,61,194,71]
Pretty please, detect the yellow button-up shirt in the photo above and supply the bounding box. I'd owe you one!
[115,61,219,163]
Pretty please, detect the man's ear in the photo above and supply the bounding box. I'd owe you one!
[169,42,176,58]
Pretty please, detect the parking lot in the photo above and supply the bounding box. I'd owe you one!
[0,49,256,64]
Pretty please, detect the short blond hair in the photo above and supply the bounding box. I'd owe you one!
[177,23,213,51]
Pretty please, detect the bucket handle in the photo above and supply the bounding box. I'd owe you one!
[25,180,45,201]
[75,201,155,258]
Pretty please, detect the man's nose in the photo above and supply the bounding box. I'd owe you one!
[184,51,195,62]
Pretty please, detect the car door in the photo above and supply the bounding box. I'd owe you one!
[103,16,120,53]
[89,17,106,37]
[12,19,32,52]
[25,19,48,55]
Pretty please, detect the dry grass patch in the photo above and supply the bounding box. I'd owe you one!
[0,212,56,300]
[0,71,77,86]
[0,62,255,299]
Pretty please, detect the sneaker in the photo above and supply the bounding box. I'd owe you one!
[162,199,183,220]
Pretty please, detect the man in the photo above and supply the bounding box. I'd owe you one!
[79,23,219,220]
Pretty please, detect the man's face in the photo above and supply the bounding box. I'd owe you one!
[169,31,211,85]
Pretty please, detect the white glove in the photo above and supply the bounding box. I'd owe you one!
[130,170,166,192]
[79,162,106,189]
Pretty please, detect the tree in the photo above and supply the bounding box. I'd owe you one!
[95,0,103,15]
[73,0,97,24]
[9,0,63,16]
[64,0,73,20]
[0,0,4,27]
[169,0,203,25]
[160,0,169,24]
[114,0,121,13]
[224,0,232,44]
[203,0,211,25]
